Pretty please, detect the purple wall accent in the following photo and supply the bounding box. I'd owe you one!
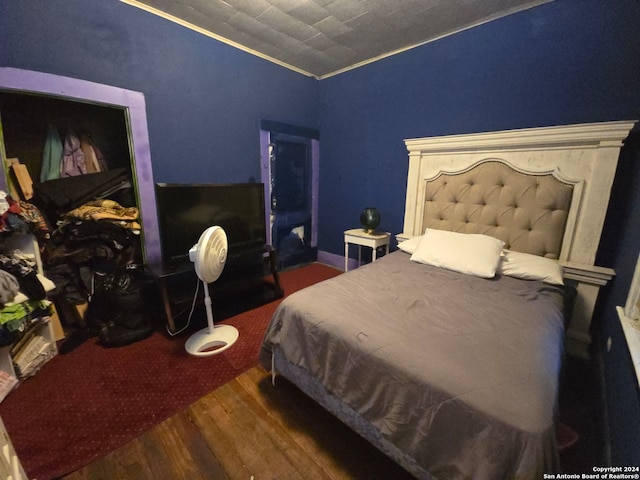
[259,130,272,246]
[317,250,359,272]
[0,67,162,265]
[310,138,320,248]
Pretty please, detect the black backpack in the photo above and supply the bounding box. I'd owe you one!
[86,267,161,347]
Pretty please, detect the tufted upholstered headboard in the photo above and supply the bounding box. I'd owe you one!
[422,159,574,259]
[402,121,637,359]
[403,121,635,264]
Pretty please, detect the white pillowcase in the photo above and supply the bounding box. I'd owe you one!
[397,236,421,254]
[499,250,564,285]
[410,229,504,278]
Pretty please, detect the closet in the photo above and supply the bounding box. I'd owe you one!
[0,87,144,391]
[0,92,141,243]
[0,67,161,267]
[0,92,141,257]
[0,70,159,475]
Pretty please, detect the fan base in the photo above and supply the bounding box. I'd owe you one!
[185,324,239,357]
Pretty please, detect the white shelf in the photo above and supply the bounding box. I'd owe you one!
[616,306,640,389]
[0,319,57,382]
[0,233,43,276]
[0,232,58,391]
[0,416,26,480]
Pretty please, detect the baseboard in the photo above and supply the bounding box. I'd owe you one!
[317,250,367,271]
[317,250,350,271]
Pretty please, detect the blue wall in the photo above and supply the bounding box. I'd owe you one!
[318,0,640,254]
[0,0,319,184]
[1,0,639,466]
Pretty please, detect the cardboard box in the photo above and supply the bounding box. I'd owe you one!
[48,303,66,342]
[11,163,33,200]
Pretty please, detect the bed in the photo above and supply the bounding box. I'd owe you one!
[259,121,635,479]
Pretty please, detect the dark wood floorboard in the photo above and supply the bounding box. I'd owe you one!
[61,365,412,480]
[62,356,601,479]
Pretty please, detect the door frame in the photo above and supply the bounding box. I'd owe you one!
[259,120,319,250]
[0,67,160,265]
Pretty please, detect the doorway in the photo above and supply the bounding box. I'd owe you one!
[260,121,318,270]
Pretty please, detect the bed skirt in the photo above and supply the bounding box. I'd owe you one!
[271,348,433,480]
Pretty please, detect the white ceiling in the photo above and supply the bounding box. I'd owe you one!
[122,0,552,79]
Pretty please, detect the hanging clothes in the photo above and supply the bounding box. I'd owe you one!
[79,132,108,174]
[40,125,63,182]
[80,133,100,173]
[60,131,87,177]
[92,141,109,172]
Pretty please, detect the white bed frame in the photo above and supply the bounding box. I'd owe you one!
[402,121,636,359]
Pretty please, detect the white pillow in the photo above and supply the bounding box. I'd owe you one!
[499,250,564,285]
[410,229,504,278]
[397,236,421,254]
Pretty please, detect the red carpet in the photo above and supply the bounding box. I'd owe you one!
[0,262,341,480]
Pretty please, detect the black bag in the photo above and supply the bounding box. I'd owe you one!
[86,267,160,347]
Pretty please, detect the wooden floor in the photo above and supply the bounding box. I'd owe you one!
[61,365,413,480]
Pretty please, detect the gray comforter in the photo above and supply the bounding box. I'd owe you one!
[260,251,565,479]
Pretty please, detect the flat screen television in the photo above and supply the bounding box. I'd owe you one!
[155,182,267,267]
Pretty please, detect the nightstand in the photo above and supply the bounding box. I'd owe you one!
[344,228,391,271]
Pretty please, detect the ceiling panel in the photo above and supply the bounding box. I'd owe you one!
[122,0,552,78]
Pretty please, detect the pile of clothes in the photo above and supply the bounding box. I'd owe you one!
[44,201,159,351]
[0,250,51,348]
[23,167,137,302]
[0,191,50,240]
[44,199,141,305]
[0,190,56,347]
[1,164,155,351]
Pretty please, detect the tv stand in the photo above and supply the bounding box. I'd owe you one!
[150,245,283,335]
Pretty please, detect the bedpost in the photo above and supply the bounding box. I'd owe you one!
[403,149,424,237]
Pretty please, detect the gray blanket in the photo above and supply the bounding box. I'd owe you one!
[260,251,565,479]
